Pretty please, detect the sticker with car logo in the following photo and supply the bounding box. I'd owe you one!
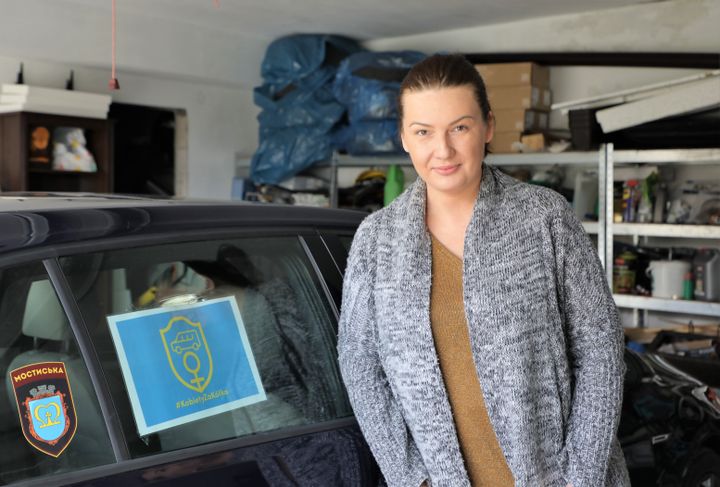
[107,296,266,436]
[9,361,77,457]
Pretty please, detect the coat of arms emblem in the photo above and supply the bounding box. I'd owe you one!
[10,361,77,457]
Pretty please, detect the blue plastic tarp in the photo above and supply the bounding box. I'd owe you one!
[261,34,362,88]
[332,51,426,123]
[332,120,403,155]
[254,78,344,133]
[250,126,333,185]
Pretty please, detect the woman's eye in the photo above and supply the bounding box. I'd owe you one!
[453,125,468,132]
[415,129,428,136]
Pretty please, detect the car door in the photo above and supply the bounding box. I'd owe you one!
[2,224,376,486]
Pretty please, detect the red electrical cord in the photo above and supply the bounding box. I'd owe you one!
[109,0,120,90]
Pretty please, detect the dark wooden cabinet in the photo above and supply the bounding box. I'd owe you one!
[0,112,113,193]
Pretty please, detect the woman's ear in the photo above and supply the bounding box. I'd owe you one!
[400,132,409,153]
[485,111,495,143]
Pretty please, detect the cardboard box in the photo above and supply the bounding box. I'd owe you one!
[488,132,523,153]
[489,85,552,111]
[475,62,550,88]
[493,109,548,132]
[519,133,547,152]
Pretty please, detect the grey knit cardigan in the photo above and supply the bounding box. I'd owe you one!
[337,164,630,487]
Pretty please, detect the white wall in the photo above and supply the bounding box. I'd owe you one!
[367,0,718,129]
[366,0,719,54]
[0,0,262,199]
[0,0,265,89]
[0,56,258,199]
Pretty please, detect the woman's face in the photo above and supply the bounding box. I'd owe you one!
[400,85,493,197]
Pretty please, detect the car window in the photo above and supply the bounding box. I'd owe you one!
[60,236,352,458]
[0,262,115,484]
[338,236,354,254]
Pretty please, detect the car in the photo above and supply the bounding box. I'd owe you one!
[0,194,375,486]
[620,348,720,486]
[0,194,719,487]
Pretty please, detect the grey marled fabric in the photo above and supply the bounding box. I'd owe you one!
[337,163,630,487]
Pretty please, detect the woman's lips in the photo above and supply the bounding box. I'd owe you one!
[432,164,460,175]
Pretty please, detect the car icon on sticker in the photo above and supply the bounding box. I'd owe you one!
[170,329,201,354]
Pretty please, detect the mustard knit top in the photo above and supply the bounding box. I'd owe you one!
[430,234,514,486]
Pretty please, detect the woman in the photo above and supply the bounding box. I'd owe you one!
[337,54,630,487]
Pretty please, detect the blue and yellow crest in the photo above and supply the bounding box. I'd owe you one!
[10,361,77,457]
[160,316,214,393]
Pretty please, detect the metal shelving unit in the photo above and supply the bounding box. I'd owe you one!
[605,145,720,325]
[327,146,720,325]
[329,149,605,252]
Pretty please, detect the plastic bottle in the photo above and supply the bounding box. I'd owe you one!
[384,165,404,206]
[683,271,694,300]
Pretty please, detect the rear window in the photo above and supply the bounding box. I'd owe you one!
[60,235,352,457]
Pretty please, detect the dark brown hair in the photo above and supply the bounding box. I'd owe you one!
[398,53,492,128]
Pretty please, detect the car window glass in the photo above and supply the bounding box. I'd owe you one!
[338,236,354,254]
[60,236,352,457]
[0,262,115,484]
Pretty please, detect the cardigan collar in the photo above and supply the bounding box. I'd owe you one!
[401,161,501,244]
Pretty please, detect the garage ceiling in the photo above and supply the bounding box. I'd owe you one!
[64,0,656,39]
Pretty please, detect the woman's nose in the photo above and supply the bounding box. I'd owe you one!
[434,133,454,159]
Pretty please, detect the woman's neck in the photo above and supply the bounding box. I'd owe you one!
[425,180,480,224]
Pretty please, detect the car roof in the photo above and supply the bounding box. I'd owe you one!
[0,194,366,256]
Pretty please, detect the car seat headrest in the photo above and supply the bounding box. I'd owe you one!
[22,280,70,341]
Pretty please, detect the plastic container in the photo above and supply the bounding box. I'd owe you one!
[384,165,404,206]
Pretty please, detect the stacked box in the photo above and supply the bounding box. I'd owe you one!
[475,62,551,153]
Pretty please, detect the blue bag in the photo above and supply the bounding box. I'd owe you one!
[261,34,362,88]
[250,126,333,185]
[254,79,344,133]
[332,51,426,123]
[332,120,403,155]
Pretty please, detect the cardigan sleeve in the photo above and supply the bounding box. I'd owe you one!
[337,219,429,487]
[551,203,626,487]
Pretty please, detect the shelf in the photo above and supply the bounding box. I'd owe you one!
[613,223,720,239]
[582,222,599,234]
[329,154,410,167]
[614,294,720,317]
[329,151,600,168]
[488,151,599,166]
[613,148,720,165]
[29,168,98,175]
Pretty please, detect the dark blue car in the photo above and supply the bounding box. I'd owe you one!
[1,195,719,486]
[0,195,375,486]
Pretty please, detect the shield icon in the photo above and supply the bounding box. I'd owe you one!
[29,394,67,442]
[160,316,213,393]
[10,361,77,457]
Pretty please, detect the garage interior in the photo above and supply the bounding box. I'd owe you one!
[0,0,719,484]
